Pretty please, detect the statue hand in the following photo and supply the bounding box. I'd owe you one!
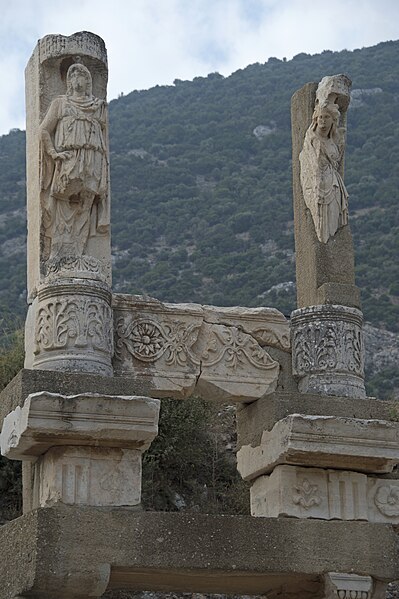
[54,151,73,161]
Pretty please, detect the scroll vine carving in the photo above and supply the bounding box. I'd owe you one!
[202,327,277,371]
[35,298,112,355]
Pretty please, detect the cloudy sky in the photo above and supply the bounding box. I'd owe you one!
[1,0,399,136]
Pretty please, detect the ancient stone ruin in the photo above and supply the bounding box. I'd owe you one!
[0,32,398,599]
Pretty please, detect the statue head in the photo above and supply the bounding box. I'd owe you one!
[66,62,93,97]
[311,100,340,138]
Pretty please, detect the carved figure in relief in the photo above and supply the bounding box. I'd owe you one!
[299,100,348,243]
[40,61,109,261]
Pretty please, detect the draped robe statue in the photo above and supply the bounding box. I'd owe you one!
[40,62,110,261]
[299,100,349,244]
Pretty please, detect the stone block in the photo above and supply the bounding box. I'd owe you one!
[235,391,399,451]
[36,446,142,508]
[237,414,399,480]
[112,294,285,402]
[0,506,398,598]
[0,392,160,460]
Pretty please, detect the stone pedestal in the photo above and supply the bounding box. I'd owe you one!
[0,392,160,508]
[291,304,366,398]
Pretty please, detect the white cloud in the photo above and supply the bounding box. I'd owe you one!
[0,0,399,135]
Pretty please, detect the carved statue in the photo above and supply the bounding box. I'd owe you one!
[40,61,110,261]
[299,98,349,244]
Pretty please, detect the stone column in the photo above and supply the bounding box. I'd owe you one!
[291,74,365,398]
[25,32,113,375]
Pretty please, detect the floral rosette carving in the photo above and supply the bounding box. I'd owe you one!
[374,484,399,517]
[114,317,201,366]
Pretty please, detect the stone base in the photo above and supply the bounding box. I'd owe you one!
[250,465,399,523]
[237,414,399,480]
[0,506,397,598]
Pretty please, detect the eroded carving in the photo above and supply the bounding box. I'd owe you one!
[300,75,351,243]
[374,484,399,517]
[293,478,321,510]
[40,61,110,264]
[35,297,112,355]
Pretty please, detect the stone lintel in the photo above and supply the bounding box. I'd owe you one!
[0,506,398,598]
[237,414,399,480]
[236,391,399,451]
[0,392,160,460]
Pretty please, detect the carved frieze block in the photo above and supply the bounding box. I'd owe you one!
[112,294,284,402]
[291,304,365,398]
[36,446,142,508]
[251,465,399,524]
[324,572,387,599]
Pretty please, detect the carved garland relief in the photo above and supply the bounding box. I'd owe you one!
[114,317,276,374]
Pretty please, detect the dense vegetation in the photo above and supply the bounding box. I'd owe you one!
[0,40,398,330]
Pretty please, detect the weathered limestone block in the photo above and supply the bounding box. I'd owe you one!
[25,279,113,375]
[1,507,398,598]
[291,304,366,398]
[113,294,284,402]
[0,392,160,460]
[36,446,142,508]
[237,414,399,480]
[291,76,360,309]
[324,572,386,599]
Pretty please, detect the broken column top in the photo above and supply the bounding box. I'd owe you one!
[292,73,361,309]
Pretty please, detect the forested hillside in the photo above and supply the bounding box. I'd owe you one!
[0,40,398,331]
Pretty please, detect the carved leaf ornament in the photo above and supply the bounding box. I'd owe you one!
[202,327,277,371]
